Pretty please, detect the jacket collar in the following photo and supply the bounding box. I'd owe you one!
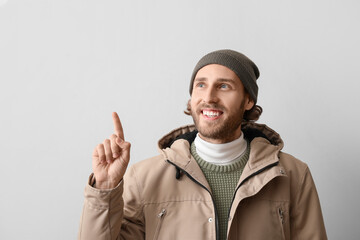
[158,122,284,148]
[158,122,285,190]
[158,122,284,168]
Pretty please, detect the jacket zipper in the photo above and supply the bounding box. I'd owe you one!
[278,207,286,239]
[227,161,280,221]
[167,160,220,240]
[152,208,166,240]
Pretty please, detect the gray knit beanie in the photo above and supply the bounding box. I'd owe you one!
[189,49,260,103]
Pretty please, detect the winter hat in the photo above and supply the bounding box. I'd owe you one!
[189,49,260,103]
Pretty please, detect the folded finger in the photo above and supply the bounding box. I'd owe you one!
[103,139,113,163]
[96,144,106,164]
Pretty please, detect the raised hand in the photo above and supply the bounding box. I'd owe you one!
[92,112,131,189]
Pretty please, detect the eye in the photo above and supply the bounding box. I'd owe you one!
[220,83,229,89]
[197,83,205,88]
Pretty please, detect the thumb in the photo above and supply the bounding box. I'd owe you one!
[117,138,131,162]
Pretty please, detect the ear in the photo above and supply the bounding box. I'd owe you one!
[244,96,255,111]
[186,99,192,114]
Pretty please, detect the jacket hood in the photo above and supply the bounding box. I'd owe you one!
[157,122,284,151]
[158,122,285,186]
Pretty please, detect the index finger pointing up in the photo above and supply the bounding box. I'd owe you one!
[112,112,125,140]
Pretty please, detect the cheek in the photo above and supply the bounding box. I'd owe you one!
[224,95,247,113]
[190,96,200,107]
[223,95,240,107]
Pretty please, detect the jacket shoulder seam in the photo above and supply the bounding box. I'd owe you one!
[130,165,145,217]
[292,164,310,239]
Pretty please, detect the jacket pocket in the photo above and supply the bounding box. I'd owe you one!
[152,208,166,240]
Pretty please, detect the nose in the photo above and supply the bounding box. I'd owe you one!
[202,86,219,103]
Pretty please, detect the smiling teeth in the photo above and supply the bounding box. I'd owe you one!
[203,111,220,117]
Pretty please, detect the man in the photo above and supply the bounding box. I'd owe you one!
[78,49,327,239]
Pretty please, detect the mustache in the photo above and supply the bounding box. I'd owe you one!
[196,104,224,111]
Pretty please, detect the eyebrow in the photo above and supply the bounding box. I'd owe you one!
[194,77,237,84]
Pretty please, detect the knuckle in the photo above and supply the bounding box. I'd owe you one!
[111,139,120,147]
[111,139,118,147]
[97,143,104,149]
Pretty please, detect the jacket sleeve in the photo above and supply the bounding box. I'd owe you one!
[78,166,145,240]
[290,166,327,240]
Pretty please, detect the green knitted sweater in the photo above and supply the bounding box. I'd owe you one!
[191,141,250,240]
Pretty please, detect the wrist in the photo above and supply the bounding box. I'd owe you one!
[93,179,120,189]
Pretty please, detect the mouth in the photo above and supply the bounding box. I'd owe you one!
[201,109,223,120]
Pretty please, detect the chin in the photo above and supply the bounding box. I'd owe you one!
[197,124,225,139]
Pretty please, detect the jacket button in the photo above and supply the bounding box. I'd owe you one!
[208,218,213,222]
[280,169,285,174]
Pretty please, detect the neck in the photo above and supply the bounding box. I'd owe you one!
[194,132,248,165]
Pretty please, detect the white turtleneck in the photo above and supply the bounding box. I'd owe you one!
[194,132,248,166]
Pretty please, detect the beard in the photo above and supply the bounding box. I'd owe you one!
[191,101,246,142]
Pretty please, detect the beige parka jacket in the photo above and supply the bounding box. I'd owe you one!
[78,122,327,240]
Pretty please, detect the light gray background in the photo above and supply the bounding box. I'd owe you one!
[1,0,359,239]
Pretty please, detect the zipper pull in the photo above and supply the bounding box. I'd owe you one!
[158,209,166,218]
[278,208,284,224]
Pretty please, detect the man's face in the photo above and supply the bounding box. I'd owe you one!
[190,64,254,144]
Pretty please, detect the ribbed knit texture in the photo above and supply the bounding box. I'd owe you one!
[191,141,250,240]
